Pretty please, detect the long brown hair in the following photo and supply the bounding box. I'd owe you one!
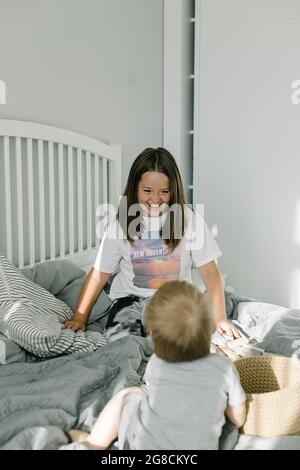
[117,147,186,252]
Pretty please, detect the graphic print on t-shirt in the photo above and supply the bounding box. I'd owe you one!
[130,235,181,289]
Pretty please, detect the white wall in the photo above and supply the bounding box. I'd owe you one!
[0,0,163,185]
[163,0,194,202]
[194,0,300,307]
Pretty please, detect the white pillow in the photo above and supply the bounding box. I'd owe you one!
[0,255,106,357]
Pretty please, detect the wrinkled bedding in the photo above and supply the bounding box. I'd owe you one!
[1,259,300,450]
[235,434,300,450]
[0,336,152,449]
[232,301,300,359]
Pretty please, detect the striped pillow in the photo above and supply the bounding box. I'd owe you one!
[0,255,107,357]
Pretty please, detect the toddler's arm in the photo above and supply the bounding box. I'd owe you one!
[225,402,246,429]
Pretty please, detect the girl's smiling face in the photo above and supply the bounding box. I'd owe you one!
[138,171,171,217]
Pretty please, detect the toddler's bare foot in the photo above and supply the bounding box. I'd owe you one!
[68,429,90,443]
[83,441,107,450]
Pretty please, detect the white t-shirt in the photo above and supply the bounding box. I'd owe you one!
[94,207,222,300]
[119,353,246,450]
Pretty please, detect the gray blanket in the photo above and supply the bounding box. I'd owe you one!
[0,260,153,450]
[0,336,152,449]
[2,260,300,450]
[232,301,300,358]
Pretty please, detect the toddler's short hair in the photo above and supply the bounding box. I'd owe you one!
[144,280,216,362]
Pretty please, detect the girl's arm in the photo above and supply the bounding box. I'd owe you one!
[64,268,111,332]
[197,261,240,338]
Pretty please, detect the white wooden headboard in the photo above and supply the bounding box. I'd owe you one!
[0,120,121,270]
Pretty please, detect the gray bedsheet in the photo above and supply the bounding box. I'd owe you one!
[0,336,152,449]
[235,434,300,450]
[233,301,300,359]
[2,258,300,451]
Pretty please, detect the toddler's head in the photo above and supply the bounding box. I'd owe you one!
[145,280,216,362]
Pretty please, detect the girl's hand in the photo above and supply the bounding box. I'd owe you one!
[216,320,241,339]
[64,319,86,332]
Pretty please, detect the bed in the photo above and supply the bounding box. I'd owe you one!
[0,120,300,450]
[0,119,122,271]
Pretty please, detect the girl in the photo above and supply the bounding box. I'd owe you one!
[64,147,239,339]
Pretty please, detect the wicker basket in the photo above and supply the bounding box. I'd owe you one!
[234,355,300,436]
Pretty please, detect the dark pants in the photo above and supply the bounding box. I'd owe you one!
[104,296,150,342]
